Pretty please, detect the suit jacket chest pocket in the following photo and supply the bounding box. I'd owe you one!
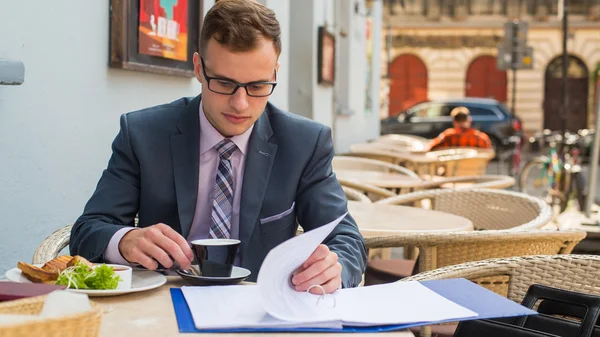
[259,202,296,235]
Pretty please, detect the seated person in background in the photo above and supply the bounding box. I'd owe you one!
[428,106,492,151]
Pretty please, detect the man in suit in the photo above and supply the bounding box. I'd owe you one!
[70,0,367,293]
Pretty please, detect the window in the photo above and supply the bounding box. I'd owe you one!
[408,103,453,118]
[468,106,499,118]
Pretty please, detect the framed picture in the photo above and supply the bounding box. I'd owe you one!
[109,0,203,77]
[317,26,335,86]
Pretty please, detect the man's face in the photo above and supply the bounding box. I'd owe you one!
[193,38,279,137]
[453,116,472,129]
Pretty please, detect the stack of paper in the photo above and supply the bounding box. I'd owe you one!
[180,213,480,330]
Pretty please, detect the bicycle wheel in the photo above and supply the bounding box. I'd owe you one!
[519,157,551,199]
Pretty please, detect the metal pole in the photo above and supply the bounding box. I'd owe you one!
[562,0,569,135]
[584,88,600,218]
[370,0,383,118]
[511,1,523,116]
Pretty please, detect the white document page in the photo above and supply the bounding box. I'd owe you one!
[181,285,342,330]
[333,281,478,326]
[257,213,348,323]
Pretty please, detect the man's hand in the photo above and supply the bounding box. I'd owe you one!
[118,223,194,271]
[291,244,342,294]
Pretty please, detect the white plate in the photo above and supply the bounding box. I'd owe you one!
[4,267,167,297]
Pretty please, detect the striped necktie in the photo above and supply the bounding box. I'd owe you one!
[209,138,237,239]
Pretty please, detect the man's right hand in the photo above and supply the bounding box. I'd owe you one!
[118,223,194,271]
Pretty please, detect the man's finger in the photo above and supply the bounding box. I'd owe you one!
[128,248,158,270]
[293,252,338,286]
[302,244,330,268]
[295,262,341,292]
[151,230,192,270]
[138,236,174,268]
[309,275,341,295]
[158,224,195,262]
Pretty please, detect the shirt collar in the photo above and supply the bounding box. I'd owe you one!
[199,101,253,156]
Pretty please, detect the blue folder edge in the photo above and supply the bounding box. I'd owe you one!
[171,278,538,333]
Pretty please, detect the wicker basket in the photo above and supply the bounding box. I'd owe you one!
[0,295,102,337]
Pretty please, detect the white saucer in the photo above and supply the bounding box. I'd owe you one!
[176,266,251,286]
[5,267,166,297]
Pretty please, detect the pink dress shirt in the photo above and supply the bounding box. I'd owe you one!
[104,102,253,264]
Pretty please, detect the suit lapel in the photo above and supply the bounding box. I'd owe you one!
[239,109,277,261]
[170,95,201,237]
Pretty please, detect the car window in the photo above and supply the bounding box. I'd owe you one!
[468,106,498,117]
[496,103,512,116]
[411,103,447,118]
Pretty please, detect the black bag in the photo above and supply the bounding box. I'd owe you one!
[454,284,600,337]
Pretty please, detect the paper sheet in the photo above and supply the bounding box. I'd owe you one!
[256,213,347,322]
[181,285,342,329]
[335,281,478,326]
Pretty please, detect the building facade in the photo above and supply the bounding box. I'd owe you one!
[379,0,600,135]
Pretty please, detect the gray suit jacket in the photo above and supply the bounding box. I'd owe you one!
[69,95,367,287]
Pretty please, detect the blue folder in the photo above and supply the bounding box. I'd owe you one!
[170,278,537,333]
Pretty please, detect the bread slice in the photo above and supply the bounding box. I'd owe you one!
[17,262,58,284]
[67,255,94,269]
[41,255,72,273]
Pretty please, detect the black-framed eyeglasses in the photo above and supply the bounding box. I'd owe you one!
[200,57,277,97]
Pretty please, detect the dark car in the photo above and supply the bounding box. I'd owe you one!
[380,98,523,152]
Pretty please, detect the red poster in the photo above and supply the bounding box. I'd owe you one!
[138,0,188,61]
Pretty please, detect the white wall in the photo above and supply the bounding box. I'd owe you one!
[333,0,380,152]
[288,0,336,128]
[0,0,201,276]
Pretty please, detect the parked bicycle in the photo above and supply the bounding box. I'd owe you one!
[519,129,587,213]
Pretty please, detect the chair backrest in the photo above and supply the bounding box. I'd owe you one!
[340,150,402,165]
[417,175,516,190]
[377,188,552,231]
[337,178,396,201]
[440,148,496,176]
[342,186,372,203]
[32,224,73,264]
[365,230,586,274]
[332,156,419,178]
[403,254,600,304]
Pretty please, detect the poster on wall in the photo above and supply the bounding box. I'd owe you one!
[138,0,189,62]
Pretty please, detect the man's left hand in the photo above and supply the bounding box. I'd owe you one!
[291,244,342,294]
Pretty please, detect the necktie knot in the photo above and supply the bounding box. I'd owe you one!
[216,139,237,160]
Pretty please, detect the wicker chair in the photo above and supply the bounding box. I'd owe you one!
[332,156,419,178]
[342,186,372,203]
[417,174,515,190]
[32,224,73,264]
[337,178,396,201]
[426,147,495,177]
[33,217,139,264]
[365,229,585,276]
[376,188,552,231]
[403,254,600,337]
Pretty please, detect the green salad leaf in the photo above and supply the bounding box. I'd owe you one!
[55,262,121,290]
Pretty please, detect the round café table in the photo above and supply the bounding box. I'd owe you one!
[347,201,474,238]
[93,277,415,337]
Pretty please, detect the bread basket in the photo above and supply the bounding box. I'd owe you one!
[0,295,102,337]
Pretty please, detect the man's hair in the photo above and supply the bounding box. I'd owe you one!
[451,106,470,123]
[199,0,282,57]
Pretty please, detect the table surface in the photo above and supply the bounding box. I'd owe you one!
[94,277,415,337]
[335,170,431,189]
[348,201,474,237]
